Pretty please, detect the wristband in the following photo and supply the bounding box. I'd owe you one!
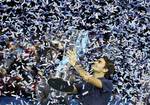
[73,62,79,67]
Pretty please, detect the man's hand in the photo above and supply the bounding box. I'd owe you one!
[67,49,77,66]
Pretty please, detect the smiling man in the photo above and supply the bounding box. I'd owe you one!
[66,49,115,105]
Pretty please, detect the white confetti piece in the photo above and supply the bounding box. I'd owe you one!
[82,91,89,96]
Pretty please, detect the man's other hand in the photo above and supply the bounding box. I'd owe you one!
[67,49,77,66]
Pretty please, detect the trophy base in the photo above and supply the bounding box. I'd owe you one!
[48,78,74,92]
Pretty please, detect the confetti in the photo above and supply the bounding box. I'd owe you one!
[0,0,149,104]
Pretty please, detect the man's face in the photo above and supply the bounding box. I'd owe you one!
[91,58,107,73]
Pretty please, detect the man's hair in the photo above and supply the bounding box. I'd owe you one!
[102,56,115,79]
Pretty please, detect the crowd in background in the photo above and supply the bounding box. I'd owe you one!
[0,0,150,105]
